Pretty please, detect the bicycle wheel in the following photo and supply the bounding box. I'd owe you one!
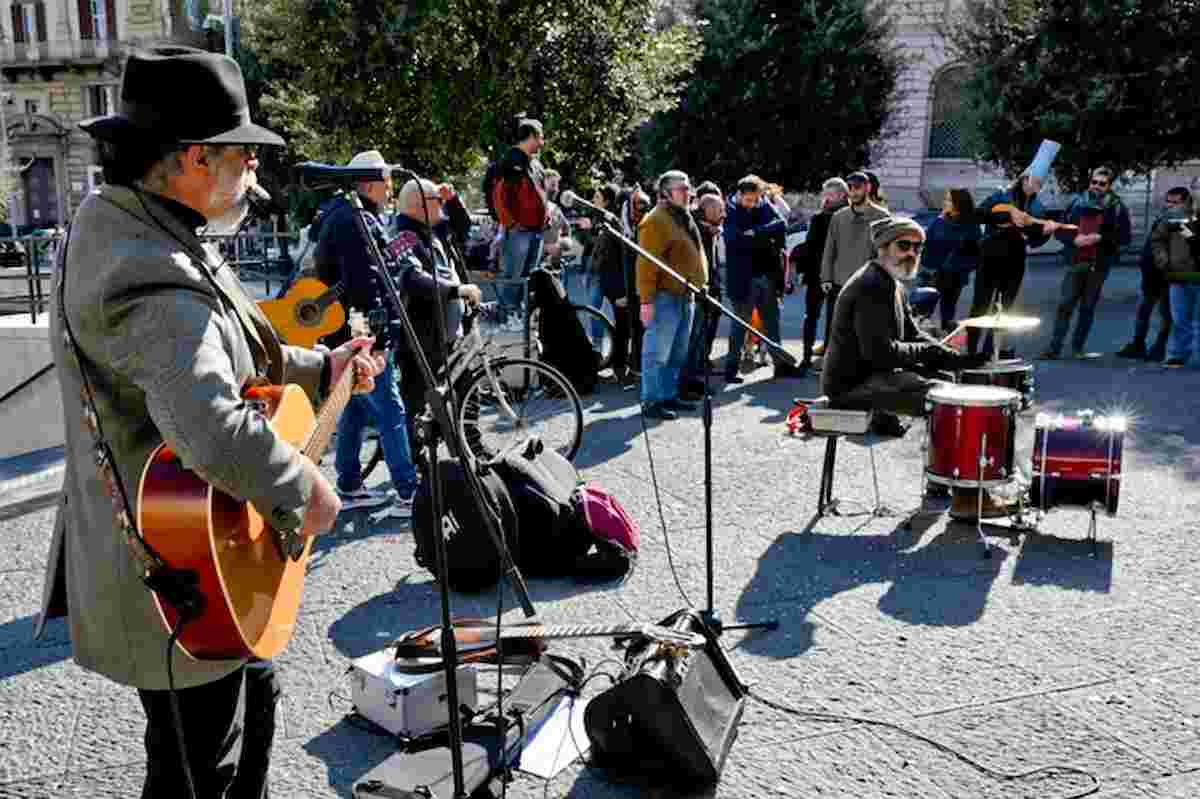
[528,303,615,371]
[458,357,583,462]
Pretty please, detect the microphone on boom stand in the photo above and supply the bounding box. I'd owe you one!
[559,190,620,224]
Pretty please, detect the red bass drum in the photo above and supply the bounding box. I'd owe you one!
[1030,412,1124,516]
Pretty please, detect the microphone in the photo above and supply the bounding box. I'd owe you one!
[246,182,279,217]
[295,161,406,187]
[560,190,619,223]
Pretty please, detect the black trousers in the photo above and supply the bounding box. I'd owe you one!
[1133,270,1173,347]
[603,290,632,379]
[933,270,970,331]
[967,239,1026,355]
[138,661,279,799]
[801,283,825,361]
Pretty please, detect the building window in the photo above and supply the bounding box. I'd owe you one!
[86,85,116,116]
[10,2,46,44]
[927,67,972,159]
[80,0,117,40]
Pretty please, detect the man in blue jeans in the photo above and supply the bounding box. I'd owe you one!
[636,171,707,420]
[315,150,420,518]
[495,118,549,323]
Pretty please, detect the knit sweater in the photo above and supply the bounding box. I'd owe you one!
[820,202,889,286]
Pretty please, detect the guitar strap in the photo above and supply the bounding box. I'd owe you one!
[54,221,204,618]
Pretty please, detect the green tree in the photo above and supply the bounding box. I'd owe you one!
[638,0,904,192]
[240,0,697,192]
[945,0,1200,192]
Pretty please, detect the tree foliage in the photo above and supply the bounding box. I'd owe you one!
[637,0,904,192]
[945,0,1200,192]
[241,0,698,192]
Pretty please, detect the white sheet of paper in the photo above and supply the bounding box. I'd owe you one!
[516,695,592,779]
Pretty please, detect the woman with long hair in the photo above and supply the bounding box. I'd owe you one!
[923,188,982,333]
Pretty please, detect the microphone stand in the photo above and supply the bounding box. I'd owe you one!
[323,181,536,799]
[578,196,782,639]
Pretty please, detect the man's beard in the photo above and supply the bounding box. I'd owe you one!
[881,255,919,282]
[204,172,250,235]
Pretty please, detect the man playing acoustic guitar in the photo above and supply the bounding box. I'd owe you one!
[38,48,383,798]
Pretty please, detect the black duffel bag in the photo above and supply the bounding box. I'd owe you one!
[489,437,592,576]
[412,458,519,592]
[528,268,599,396]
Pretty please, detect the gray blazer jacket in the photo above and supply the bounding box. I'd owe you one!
[38,186,326,690]
[820,203,889,287]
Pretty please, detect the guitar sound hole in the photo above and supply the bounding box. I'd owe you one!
[297,303,319,324]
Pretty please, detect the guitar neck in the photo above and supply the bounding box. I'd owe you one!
[498,623,646,642]
[301,356,357,462]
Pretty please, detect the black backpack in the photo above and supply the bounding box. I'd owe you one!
[412,458,519,592]
[489,438,592,576]
[528,269,600,395]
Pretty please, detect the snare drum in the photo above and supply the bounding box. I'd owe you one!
[1030,412,1124,516]
[925,384,1020,487]
[959,359,1035,409]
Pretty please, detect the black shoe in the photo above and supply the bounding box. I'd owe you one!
[1146,342,1167,362]
[642,402,678,420]
[773,363,807,379]
[870,412,909,438]
[1116,340,1146,359]
[663,398,698,412]
[678,390,705,403]
[724,373,744,385]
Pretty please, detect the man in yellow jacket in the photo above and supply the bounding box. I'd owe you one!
[637,170,709,420]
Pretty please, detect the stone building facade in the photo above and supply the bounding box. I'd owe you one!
[871,0,1198,238]
[0,0,205,228]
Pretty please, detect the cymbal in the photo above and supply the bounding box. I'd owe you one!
[959,314,1041,330]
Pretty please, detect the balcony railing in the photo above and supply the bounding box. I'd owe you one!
[0,38,121,65]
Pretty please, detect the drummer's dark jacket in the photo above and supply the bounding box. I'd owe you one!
[820,261,947,399]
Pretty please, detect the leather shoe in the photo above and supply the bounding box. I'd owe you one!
[773,362,807,379]
[663,398,698,412]
[678,390,705,403]
[642,402,679,420]
[870,412,909,438]
[724,373,744,385]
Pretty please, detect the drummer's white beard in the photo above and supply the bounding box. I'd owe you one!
[881,255,919,283]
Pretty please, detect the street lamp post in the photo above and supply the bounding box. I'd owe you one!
[224,0,233,56]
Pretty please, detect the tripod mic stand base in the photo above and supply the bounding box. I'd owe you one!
[699,609,779,637]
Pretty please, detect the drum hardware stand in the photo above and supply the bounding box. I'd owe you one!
[299,164,538,799]
[588,208,782,640]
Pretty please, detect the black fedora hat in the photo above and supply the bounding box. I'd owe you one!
[80,46,284,147]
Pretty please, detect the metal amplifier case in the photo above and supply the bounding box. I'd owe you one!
[349,649,478,739]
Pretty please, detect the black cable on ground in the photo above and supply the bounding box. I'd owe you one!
[637,404,694,609]
[747,689,1100,799]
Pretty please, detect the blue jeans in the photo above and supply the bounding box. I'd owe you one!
[587,273,607,339]
[334,355,418,497]
[641,293,694,404]
[1167,283,1200,362]
[499,229,543,311]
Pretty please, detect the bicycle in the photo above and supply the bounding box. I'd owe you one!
[480,266,617,371]
[359,307,584,482]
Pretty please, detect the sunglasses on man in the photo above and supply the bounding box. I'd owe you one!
[1090,179,1110,188]
[893,239,924,254]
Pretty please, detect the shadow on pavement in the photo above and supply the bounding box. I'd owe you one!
[733,523,1010,660]
[1012,532,1114,591]
[0,614,70,680]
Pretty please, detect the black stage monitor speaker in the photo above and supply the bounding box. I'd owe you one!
[584,609,746,786]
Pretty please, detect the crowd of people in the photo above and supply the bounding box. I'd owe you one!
[39,45,1200,799]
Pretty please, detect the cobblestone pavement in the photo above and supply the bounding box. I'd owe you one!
[3,258,1200,798]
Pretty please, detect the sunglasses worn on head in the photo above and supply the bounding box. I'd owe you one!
[893,239,924,254]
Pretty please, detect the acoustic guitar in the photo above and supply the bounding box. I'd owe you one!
[137,312,370,661]
[391,618,707,673]
[257,277,346,347]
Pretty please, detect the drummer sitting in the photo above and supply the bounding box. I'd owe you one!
[821,215,984,436]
